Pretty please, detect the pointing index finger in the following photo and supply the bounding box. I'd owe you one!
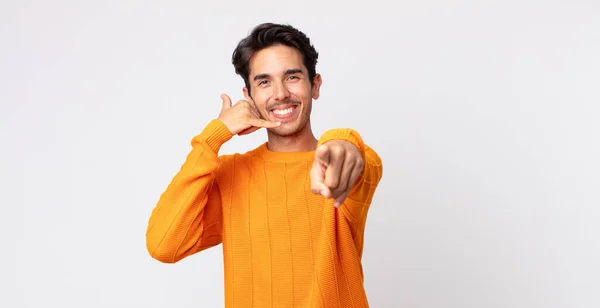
[315,145,330,166]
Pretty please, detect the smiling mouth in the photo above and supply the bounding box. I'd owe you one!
[270,105,298,120]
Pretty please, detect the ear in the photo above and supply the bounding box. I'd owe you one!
[311,73,322,100]
[243,87,253,102]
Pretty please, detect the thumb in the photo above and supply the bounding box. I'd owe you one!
[315,144,330,166]
[310,157,331,197]
[220,94,232,110]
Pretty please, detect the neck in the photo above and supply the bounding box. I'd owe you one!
[266,122,318,152]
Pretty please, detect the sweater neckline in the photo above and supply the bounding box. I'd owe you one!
[252,142,316,163]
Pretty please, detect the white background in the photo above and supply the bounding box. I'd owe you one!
[2,1,599,307]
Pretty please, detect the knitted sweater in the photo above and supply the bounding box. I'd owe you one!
[146,119,383,308]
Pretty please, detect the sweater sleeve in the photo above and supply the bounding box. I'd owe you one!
[317,128,383,224]
[145,119,233,263]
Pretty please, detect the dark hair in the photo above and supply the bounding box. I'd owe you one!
[232,23,319,94]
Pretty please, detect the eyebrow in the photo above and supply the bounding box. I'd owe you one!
[253,68,304,81]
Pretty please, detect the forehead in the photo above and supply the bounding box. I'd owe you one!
[248,45,306,77]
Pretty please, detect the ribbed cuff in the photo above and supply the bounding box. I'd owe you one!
[191,119,233,153]
[317,128,365,153]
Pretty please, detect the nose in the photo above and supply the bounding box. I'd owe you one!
[272,81,290,102]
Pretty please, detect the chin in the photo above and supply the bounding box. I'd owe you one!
[270,118,310,137]
[268,125,301,137]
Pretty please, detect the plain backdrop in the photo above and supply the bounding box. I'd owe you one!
[2,1,599,307]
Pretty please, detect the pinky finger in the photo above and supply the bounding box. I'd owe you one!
[335,168,362,207]
[238,127,259,135]
[334,190,349,208]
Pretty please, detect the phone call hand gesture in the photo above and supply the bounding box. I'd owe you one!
[217,94,280,136]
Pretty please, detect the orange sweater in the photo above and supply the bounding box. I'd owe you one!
[146,119,383,308]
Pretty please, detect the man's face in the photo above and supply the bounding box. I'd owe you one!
[244,44,322,137]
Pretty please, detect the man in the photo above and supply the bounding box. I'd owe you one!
[145,22,383,308]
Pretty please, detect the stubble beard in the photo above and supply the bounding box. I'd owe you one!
[265,102,312,138]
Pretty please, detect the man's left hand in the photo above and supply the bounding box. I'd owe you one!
[311,140,364,207]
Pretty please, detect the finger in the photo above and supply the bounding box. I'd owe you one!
[249,105,262,120]
[324,147,344,194]
[248,118,281,128]
[334,163,363,207]
[315,145,330,166]
[221,94,232,110]
[320,184,332,199]
[235,99,251,107]
[238,126,260,136]
[310,158,323,193]
[310,158,329,195]
[331,158,354,198]
[334,190,349,208]
[239,107,267,136]
[348,161,363,189]
[310,165,332,199]
[246,98,258,110]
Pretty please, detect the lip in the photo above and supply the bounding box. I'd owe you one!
[270,104,298,120]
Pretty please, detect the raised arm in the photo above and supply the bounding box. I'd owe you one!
[146,94,280,263]
[145,119,233,263]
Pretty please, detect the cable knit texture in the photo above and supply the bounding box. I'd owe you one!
[146,119,383,308]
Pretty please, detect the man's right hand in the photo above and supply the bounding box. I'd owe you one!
[217,94,281,136]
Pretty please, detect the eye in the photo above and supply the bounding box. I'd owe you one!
[258,80,269,85]
[288,76,299,80]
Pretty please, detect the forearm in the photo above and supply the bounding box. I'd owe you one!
[317,128,383,221]
[145,119,232,263]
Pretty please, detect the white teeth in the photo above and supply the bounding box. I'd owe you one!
[273,107,293,115]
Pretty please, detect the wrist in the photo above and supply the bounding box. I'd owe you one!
[318,128,364,153]
[192,119,234,152]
